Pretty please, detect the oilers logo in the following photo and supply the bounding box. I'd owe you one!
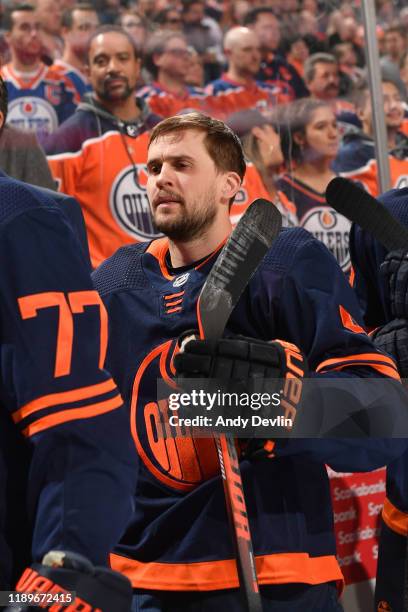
[131,340,219,491]
[7,97,58,133]
[300,207,351,272]
[110,164,163,240]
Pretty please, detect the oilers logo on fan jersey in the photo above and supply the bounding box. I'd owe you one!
[1,63,79,134]
[7,96,58,134]
[301,207,350,272]
[110,164,161,241]
[276,174,351,272]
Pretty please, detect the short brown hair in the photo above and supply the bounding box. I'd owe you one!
[148,112,246,182]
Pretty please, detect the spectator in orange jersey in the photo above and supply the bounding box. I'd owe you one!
[44,25,161,268]
[205,27,282,118]
[276,98,352,273]
[334,80,408,196]
[137,30,207,118]
[304,52,355,115]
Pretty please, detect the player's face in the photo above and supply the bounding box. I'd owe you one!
[88,32,140,102]
[146,129,227,241]
[7,11,42,58]
[308,62,339,100]
[228,33,261,76]
[383,81,404,129]
[303,106,339,160]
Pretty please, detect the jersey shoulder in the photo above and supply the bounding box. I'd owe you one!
[260,226,319,274]
[0,174,60,226]
[92,242,149,297]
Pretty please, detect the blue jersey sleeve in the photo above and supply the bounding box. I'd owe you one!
[0,178,135,568]
[261,231,408,469]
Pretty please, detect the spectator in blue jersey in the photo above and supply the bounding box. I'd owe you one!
[53,3,100,100]
[0,73,135,611]
[276,97,352,273]
[349,189,408,612]
[1,4,79,135]
[243,7,309,103]
[93,110,408,612]
[0,74,55,189]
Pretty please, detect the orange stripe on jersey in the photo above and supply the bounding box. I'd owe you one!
[382,497,408,536]
[339,305,366,334]
[146,238,173,280]
[13,378,117,423]
[110,551,343,593]
[348,265,355,288]
[21,394,123,437]
[164,292,184,300]
[316,353,400,379]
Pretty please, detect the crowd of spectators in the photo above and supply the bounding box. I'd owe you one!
[0,0,408,272]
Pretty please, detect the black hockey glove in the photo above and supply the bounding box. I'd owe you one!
[381,249,408,318]
[371,319,408,378]
[7,550,132,612]
[174,333,308,446]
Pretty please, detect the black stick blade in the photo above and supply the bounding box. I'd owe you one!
[197,199,282,340]
[326,177,408,251]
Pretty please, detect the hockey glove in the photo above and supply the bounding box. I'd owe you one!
[371,319,408,378]
[381,249,408,318]
[174,333,308,428]
[7,550,132,612]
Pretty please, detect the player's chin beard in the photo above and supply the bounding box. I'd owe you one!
[154,199,218,242]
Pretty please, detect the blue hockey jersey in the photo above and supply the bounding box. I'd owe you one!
[0,171,135,588]
[350,187,408,612]
[93,227,407,593]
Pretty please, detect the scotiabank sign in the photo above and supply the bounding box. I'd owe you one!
[328,467,386,584]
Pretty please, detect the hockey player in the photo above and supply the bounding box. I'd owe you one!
[0,92,137,608]
[45,25,161,269]
[93,112,408,611]
[349,188,408,612]
[1,4,79,134]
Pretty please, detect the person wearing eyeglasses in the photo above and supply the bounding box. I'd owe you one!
[138,30,207,118]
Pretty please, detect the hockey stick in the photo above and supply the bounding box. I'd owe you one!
[325,176,408,250]
[196,199,282,612]
[326,177,408,612]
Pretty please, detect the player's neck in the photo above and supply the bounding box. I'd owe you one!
[100,95,140,122]
[11,52,41,73]
[158,73,187,96]
[168,217,232,268]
